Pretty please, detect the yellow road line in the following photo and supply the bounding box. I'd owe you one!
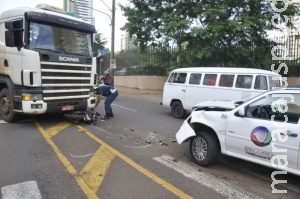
[46,121,72,138]
[34,121,98,199]
[77,125,193,199]
[80,146,116,193]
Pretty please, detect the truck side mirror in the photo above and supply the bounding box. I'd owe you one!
[93,42,99,57]
[5,19,24,49]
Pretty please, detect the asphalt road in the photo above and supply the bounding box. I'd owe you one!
[0,90,300,199]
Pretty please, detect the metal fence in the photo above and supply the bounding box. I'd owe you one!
[98,35,300,77]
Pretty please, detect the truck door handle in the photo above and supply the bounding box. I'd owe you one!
[181,89,185,92]
[4,59,8,67]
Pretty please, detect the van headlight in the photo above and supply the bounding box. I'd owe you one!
[22,93,42,101]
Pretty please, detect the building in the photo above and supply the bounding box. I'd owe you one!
[64,0,94,24]
[120,34,136,51]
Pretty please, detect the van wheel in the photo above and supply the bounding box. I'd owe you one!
[0,88,16,122]
[171,101,186,118]
[189,131,219,166]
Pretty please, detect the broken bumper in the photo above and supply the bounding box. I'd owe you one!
[176,118,196,144]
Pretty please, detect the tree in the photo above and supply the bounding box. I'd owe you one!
[95,32,108,50]
[120,0,299,67]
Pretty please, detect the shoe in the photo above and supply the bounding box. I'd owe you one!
[110,112,114,117]
[101,115,110,120]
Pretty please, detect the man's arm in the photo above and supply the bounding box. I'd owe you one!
[94,95,102,109]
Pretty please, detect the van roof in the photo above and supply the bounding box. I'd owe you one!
[171,67,280,76]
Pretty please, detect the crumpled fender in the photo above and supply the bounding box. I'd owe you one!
[176,110,227,145]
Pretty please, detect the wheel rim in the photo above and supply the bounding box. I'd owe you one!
[0,96,10,114]
[172,104,181,115]
[191,137,207,161]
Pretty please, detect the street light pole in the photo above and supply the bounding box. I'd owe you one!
[110,0,115,86]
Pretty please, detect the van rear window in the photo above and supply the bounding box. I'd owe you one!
[269,76,282,88]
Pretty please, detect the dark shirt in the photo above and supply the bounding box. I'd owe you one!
[97,85,115,96]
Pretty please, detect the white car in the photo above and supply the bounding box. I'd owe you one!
[176,88,300,176]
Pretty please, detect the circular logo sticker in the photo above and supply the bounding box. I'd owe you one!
[251,126,272,147]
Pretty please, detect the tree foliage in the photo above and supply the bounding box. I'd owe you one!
[120,0,299,66]
[95,32,108,50]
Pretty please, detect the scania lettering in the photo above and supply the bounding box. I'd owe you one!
[0,4,98,122]
[59,56,80,62]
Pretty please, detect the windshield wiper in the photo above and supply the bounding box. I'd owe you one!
[32,48,62,53]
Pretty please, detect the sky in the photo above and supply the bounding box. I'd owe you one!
[0,0,129,51]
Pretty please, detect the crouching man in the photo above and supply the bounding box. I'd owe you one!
[94,85,119,119]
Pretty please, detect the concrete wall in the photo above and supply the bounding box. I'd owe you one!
[287,77,300,86]
[114,76,168,90]
[114,76,300,90]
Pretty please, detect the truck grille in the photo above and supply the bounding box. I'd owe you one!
[41,62,93,101]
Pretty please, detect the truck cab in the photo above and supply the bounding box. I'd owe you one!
[0,4,98,122]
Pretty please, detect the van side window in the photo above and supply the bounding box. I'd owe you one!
[219,74,234,87]
[189,73,202,85]
[169,72,187,83]
[235,75,253,89]
[203,74,217,86]
[254,75,268,90]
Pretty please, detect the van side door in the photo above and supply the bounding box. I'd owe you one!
[185,73,202,110]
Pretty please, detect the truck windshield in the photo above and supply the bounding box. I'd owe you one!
[28,22,93,56]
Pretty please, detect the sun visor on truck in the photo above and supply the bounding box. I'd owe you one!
[25,11,96,33]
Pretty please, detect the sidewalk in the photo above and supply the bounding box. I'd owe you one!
[116,86,163,103]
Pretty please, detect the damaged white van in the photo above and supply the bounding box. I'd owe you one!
[161,67,282,118]
[176,88,300,176]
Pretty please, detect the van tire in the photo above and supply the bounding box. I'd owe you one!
[171,101,186,118]
[0,88,17,122]
[189,131,219,166]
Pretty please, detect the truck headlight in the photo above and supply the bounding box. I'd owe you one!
[22,93,42,101]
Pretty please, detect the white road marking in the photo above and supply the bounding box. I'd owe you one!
[0,120,7,123]
[112,103,137,112]
[124,144,152,149]
[153,154,263,199]
[1,181,42,199]
[69,153,94,158]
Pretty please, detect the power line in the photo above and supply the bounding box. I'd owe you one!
[100,0,112,11]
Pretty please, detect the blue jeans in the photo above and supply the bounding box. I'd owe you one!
[104,90,118,114]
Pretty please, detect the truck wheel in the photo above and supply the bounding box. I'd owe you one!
[189,131,219,166]
[0,88,16,122]
[171,101,186,118]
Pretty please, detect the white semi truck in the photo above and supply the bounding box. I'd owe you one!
[0,4,98,122]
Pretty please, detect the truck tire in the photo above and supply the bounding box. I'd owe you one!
[0,88,17,122]
[189,131,219,166]
[171,101,186,119]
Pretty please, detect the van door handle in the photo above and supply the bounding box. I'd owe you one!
[181,89,186,92]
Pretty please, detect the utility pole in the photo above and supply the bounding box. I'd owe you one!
[110,0,115,86]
